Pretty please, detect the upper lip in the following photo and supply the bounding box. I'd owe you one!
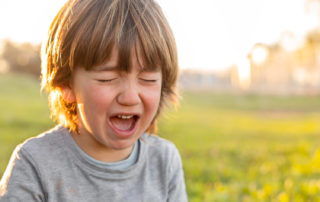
[109,112,141,118]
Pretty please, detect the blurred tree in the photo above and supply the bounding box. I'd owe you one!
[0,40,41,77]
[292,30,320,70]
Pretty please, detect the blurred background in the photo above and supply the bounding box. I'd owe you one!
[1,0,320,201]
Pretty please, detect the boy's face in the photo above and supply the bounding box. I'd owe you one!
[68,47,162,158]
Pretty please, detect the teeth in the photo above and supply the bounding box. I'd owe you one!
[117,115,134,119]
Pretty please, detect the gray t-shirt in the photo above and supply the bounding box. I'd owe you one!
[73,136,140,171]
[0,125,188,202]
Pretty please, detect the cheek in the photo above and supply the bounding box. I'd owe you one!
[142,87,162,114]
[78,85,113,112]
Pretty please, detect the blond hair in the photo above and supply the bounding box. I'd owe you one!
[41,0,178,133]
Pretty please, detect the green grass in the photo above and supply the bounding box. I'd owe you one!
[159,92,320,201]
[1,73,320,201]
[0,73,54,171]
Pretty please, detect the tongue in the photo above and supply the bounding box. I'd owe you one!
[110,117,134,131]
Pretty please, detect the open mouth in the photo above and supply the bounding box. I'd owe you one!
[110,114,139,132]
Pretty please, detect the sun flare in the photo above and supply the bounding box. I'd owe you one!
[237,58,251,89]
[251,46,268,65]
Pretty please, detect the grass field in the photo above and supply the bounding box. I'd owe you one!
[1,72,320,201]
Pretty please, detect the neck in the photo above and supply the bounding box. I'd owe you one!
[71,131,133,163]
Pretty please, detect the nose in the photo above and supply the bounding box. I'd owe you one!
[116,81,141,106]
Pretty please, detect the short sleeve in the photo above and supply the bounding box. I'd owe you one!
[167,145,188,202]
[0,145,45,202]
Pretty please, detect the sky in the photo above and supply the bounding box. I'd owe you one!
[0,0,319,71]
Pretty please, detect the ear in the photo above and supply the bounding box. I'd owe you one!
[59,87,76,103]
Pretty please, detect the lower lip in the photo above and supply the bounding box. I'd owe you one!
[108,117,139,138]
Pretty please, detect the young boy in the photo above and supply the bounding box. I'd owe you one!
[0,0,188,201]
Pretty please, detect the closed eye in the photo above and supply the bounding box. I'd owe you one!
[139,78,158,83]
[97,78,117,83]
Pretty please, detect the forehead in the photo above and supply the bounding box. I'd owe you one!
[91,45,161,72]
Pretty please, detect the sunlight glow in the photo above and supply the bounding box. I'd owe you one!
[50,90,60,109]
[157,0,316,70]
[0,0,318,70]
[251,46,268,65]
[0,0,66,43]
[237,58,251,89]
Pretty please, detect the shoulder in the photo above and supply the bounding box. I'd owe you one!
[0,126,67,201]
[142,134,178,152]
[18,125,68,161]
[139,134,187,201]
[140,134,182,166]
